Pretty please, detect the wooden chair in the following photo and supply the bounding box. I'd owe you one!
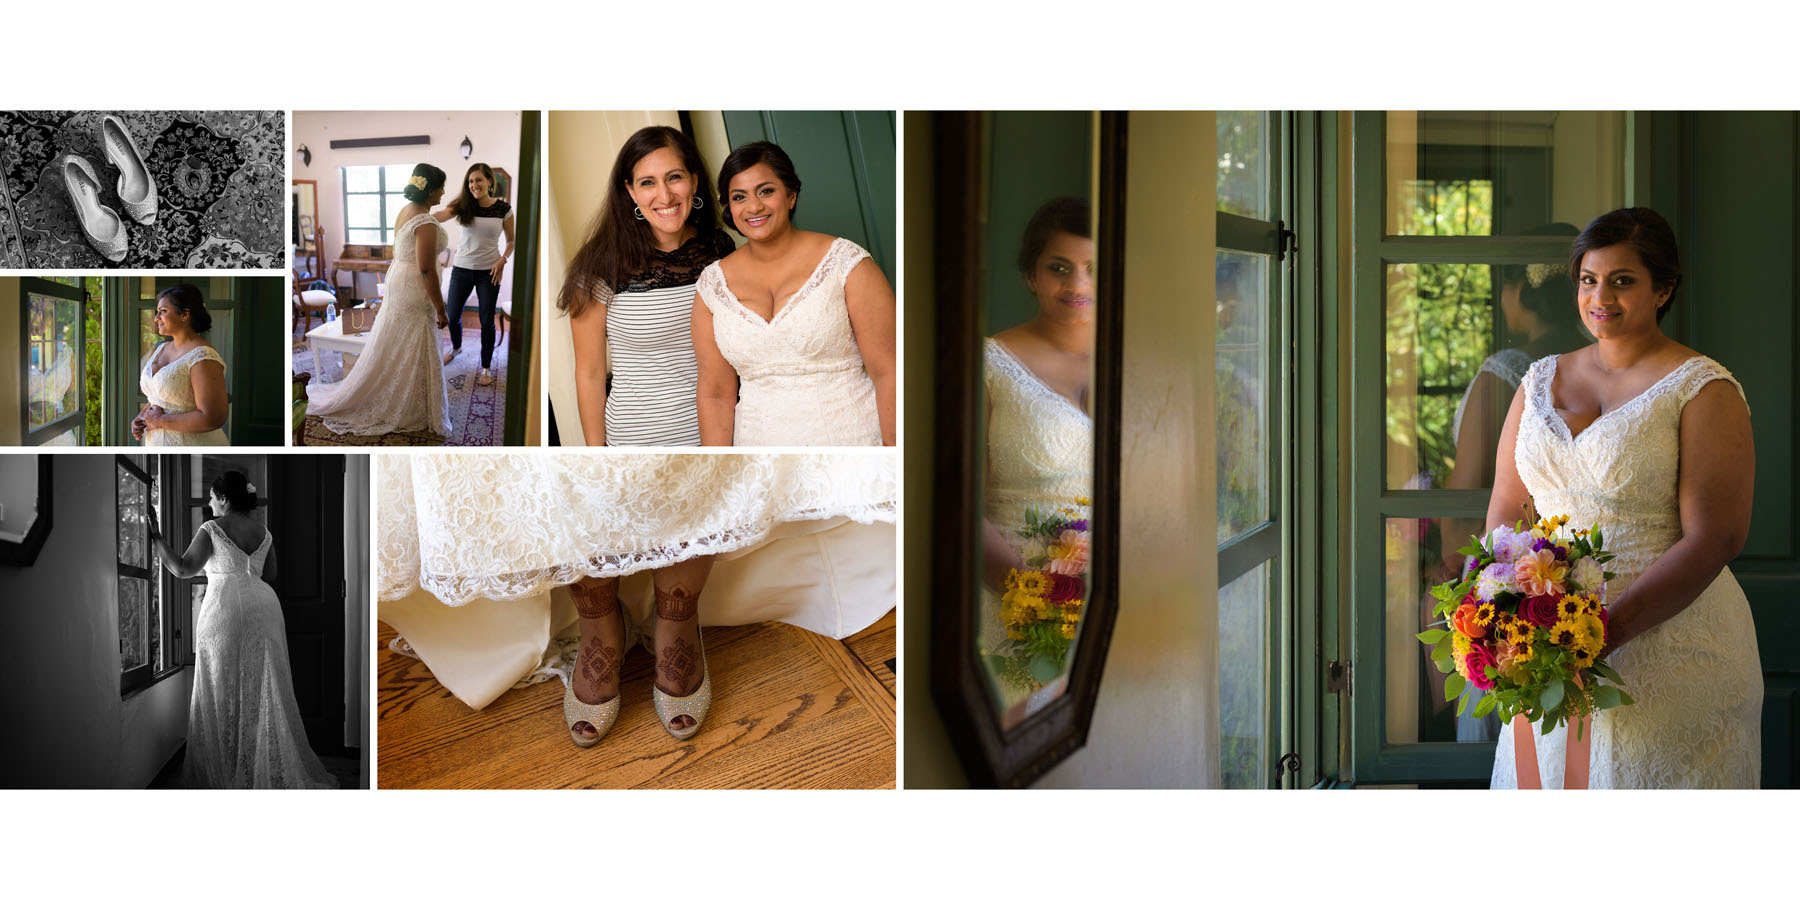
[292,268,334,335]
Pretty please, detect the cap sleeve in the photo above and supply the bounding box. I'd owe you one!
[1677,356,1748,410]
[569,270,615,307]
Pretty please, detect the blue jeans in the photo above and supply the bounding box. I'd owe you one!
[446,266,501,368]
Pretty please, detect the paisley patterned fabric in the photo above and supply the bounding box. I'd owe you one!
[0,110,284,268]
[1492,353,1763,788]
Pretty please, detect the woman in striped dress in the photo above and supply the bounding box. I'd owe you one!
[560,126,735,446]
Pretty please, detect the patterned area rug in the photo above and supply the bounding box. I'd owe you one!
[295,323,508,447]
[0,110,284,268]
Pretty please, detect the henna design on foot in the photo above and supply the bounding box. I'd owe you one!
[657,636,698,693]
[571,577,620,618]
[654,584,698,621]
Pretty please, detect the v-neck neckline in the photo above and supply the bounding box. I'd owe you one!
[210,519,268,558]
[989,338,1090,419]
[1546,353,1702,442]
[147,342,203,378]
[715,237,840,326]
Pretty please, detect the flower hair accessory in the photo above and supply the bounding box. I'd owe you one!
[1526,262,1565,289]
[246,481,257,494]
[408,175,428,190]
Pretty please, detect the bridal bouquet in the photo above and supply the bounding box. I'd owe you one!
[1417,514,1634,737]
[990,499,1090,690]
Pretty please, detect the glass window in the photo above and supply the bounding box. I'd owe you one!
[1219,561,1269,787]
[342,164,415,244]
[116,455,166,691]
[1217,111,1269,219]
[1217,250,1269,541]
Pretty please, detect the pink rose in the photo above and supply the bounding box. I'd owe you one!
[1520,594,1560,630]
[1465,644,1497,691]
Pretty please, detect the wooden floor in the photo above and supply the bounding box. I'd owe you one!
[377,612,896,789]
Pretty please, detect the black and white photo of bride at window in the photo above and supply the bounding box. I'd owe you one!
[0,453,370,788]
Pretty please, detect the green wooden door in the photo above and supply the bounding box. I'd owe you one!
[721,111,896,284]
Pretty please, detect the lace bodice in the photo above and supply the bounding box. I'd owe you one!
[140,342,223,414]
[1514,354,1745,577]
[1494,351,1763,788]
[695,237,882,445]
[983,339,1091,536]
[202,519,270,578]
[391,212,444,266]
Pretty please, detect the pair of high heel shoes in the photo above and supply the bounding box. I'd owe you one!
[564,627,711,747]
[60,114,158,263]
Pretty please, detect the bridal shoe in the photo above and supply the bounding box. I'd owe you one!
[651,628,712,741]
[564,678,621,749]
[101,115,157,224]
[60,155,126,262]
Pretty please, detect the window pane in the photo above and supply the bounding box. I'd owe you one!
[345,194,382,231]
[26,294,79,429]
[1385,111,1624,236]
[347,228,382,244]
[344,165,378,193]
[1383,516,1502,746]
[384,164,414,191]
[1217,250,1268,541]
[41,430,78,446]
[116,463,145,568]
[1217,111,1268,219]
[119,576,147,671]
[1220,560,1268,788]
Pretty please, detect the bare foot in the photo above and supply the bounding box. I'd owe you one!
[442,346,459,364]
[654,585,704,730]
[569,578,623,743]
[477,369,495,386]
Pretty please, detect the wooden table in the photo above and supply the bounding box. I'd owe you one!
[305,318,368,381]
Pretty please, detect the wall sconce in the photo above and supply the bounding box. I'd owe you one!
[297,144,312,167]
[460,136,473,159]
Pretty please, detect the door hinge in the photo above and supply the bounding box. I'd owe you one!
[1327,659,1351,695]
[1275,219,1299,263]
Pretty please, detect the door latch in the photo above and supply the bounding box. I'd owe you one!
[1326,659,1350,695]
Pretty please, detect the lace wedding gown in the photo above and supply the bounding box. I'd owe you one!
[184,520,336,789]
[140,343,227,446]
[308,213,451,437]
[695,237,883,445]
[377,453,897,710]
[982,339,1092,716]
[1492,354,1763,788]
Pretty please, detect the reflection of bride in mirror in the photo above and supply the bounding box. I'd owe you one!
[980,197,1094,725]
[1431,222,1587,740]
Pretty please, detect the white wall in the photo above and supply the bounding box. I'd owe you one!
[0,455,37,540]
[0,455,191,788]
[292,111,522,299]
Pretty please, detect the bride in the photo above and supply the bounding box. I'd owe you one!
[147,470,336,788]
[307,163,453,438]
[980,197,1093,723]
[134,284,228,446]
[1487,207,1762,788]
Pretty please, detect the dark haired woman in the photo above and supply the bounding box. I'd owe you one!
[307,163,453,439]
[693,141,896,446]
[436,162,515,387]
[134,284,228,446]
[1486,207,1761,788]
[559,125,735,446]
[146,471,335,788]
[979,197,1094,723]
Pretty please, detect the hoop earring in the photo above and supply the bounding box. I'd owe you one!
[633,206,644,220]
[691,196,704,210]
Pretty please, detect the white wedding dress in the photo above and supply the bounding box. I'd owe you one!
[308,212,451,437]
[377,453,897,710]
[1492,353,1763,788]
[184,520,336,789]
[140,343,227,446]
[695,237,883,445]
[981,339,1092,717]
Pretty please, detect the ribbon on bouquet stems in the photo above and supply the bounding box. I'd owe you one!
[1511,673,1594,789]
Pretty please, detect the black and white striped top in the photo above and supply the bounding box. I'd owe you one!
[575,230,736,446]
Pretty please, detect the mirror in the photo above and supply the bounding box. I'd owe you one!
[0,456,53,566]
[292,179,319,252]
[931,111,1124,786]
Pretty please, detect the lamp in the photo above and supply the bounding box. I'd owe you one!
[297,144,311,167]
[459,136,473,159]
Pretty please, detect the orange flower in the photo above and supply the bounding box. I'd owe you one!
[1451,602,1488,639]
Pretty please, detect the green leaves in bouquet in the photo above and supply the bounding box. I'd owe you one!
[1444,672,1466,704]
[1474,693,1498,720]
[1416,628,1448,645]
[1027,653,1063,685]
[1593,684,1635,710]
[1590,659,1622,684]
[1540,679,1565,716]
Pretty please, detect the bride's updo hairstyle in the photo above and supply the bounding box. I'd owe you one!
[157,284,212,333]
[1499,222,1583,338]
[559,125,723,318]
[717,141,802,233]
[1016,196,1090,276]
[210,470,255,513]
[401,163,447,203]
[1568,207,1682,322]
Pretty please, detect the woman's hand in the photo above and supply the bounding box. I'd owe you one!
[146,503,162,544]
[130,405,149,441]
[436,305,450,329]
[140,405,167,433]
[489,258,506,285]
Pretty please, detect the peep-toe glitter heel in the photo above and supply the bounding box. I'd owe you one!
[652,627,711,741]
[563,679,620,750]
